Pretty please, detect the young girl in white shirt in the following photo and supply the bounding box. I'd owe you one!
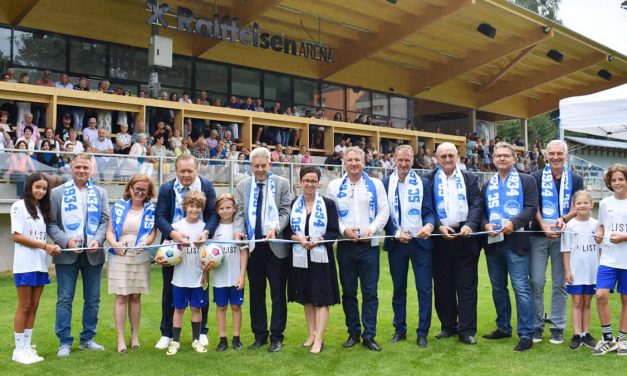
[562,190,598,350]
[209,194,248,352]
[10,172,61,364]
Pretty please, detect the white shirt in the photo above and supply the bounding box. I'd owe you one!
[83,128,98,144]
[211,223,242,287]
[64,140,84,153]
[561,218,599,285]
[91,137,113,152]
[441,173,465,228]
[172,219,205,288]
[55,82,74,90]
[334,144,346,154]
[10,200,48,273]
[326,175,389,238]
[598,196,627,269]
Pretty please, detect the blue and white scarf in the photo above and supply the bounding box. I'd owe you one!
[387,169,423,235]
[111,199,155,245]
[245,172,279,252]
[61,179,101,246]
[540,164,572,223]
[434,167,469,227]
[173,177,202,224]
[290,193,328,268]
[336,171,378,243]
[485,168,523,230]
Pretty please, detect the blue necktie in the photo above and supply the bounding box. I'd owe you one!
[255,183,264,239]
[182,187,190,198]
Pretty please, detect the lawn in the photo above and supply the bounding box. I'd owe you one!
[0,252,624,376]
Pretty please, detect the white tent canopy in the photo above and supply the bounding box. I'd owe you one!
[559,83,627,141]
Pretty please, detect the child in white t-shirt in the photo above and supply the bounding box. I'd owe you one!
[208,194,248,352]
[10,172,61,365]
[593,164,627,355]
[562,190,598,350]
[166,191,208,356]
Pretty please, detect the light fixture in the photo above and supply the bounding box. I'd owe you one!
[542,26,552,33]
[598,69,612,81]
[546,49,564,63]
[608,55,614,62]
[387,0,397,4]
[622,0,627,10]
[477,23,496,39]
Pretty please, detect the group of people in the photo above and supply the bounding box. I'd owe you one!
[9,139,627,366]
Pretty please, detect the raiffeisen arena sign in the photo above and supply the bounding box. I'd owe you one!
[147,4,335,63]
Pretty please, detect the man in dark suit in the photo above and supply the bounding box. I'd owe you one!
[481,142,539,352]
[48,154,109,357]
[427,142,482,345]
[383,145,435,348]
[154,155,218,350]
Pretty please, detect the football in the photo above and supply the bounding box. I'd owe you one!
[155,243,182,266]
[200,243,224,269]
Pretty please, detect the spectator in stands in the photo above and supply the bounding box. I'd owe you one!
[366,140,379,158]
[92,127,114,180]
[39,127,60,151]
[195,91,209,105]
[192,137,210,160]
[35,70,54,87]
[55,73,73,90]
[210,139,227,160]
[0,121,13,152]
[222,130,233,151]
[153,121,172,150]
[72,77,90,130]
[96,80,113,132]
[130,133,152,176]
[333,112,342,122]
[241,97,255,111]
[206,129,218,150]
[365,116,375,126]
[355,114,365,124]
[0,110,13,138]
[310,126,324,150]
[212,97,222,107]
[179,92,192,104]
[299,145,312,164]
[316,108,327,120]
[150,132,170,158]
[83,117,99,144]
[5,140,36,196]
[16,126,36,151]
[115,123,132,155]
[284,107,293,116]
[170,93,178,102]
[170,128,183,151]
[64,129,84,153]
[17,112,40,143]
[254,99,264,112]
[324,151,343,169]
[284,146,298,164]
[131,120,150,147]
[466,156,479,172]
[4,67,16,82]
[55,112,73,145]
[34,140,59,167]
[175,139,191,157]
[271,143,285,163]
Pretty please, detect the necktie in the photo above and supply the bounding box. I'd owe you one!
[397,185,402,228]
[182,187,190,199]
[255,182,264,239]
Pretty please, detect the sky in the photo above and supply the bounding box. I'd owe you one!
[558,0,627,55]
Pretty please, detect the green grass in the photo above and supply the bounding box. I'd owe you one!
[0,252,624,376]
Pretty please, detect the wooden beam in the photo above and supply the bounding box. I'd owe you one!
[480,46,535,91]
[411,28,553,95]
[320,0,474,78]
[194,0,283,57]
[8,0,41,25]
[477,52,607,107]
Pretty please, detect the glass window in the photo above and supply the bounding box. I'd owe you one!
[69,40,105,77]
[320,83,344,111]
[196,61,227,94]
[294,78,318,106]
[264,73,290,104]
[13,30,66,71]
[231,67,260,98]
[0,27,11,74]
[372,92,389,117]
[109,46,150,81]
[347,88,370,114]
[391,96,408,119]
[159,56,192,88]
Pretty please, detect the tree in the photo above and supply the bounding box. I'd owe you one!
[497,112,557,147]
[509,0,561,21]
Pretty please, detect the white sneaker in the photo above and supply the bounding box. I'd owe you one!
[199,334,209,346]
[26,346,44,362]
[618,340,627,356]
[12,348,34,365]
[166,341,180,356]
[191,339,207,353]
[155,336,172,350]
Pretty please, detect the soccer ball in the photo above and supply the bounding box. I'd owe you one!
[200,243,224,269]
[155,243,182,266]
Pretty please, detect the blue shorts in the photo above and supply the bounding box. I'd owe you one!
[213,286,244,307]
[566,284,596,295]
[596,265,627,294]
[14,272,50,287]
[172,286,208,309]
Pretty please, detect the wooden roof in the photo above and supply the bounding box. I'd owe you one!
[2,0,626,119]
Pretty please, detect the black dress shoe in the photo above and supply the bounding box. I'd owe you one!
[248,339,267,350]
[435,330,457,339]
[216,341,228,352]
[514,338,533,352]
[232,337,243,351]
[268,340,283,352]
[482,329,512,340]
[459,335,477,345]
[417,336,428,348]
[362,337,381,352]
[343,334,361,348]
[389,333,407,343]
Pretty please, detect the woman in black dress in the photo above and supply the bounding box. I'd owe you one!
[285,165,340,354]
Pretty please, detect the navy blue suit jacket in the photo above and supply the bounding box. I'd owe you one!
[383,175,435,252]
[156,176,219,242]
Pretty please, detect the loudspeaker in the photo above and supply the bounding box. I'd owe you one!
[476,23,496,39]
[598,69,612,81]
[546,49,564,63]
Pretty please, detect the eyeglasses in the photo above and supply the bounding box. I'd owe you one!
[494,154,513,159]
[438,154,456,159]
[301,179,319,185]
[133,187,148,195]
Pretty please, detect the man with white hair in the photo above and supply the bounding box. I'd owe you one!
[234,147,292,352]
[327,146,389,351]
[530,140,584,345]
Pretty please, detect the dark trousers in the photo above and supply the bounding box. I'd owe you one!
[337,242,380,339]
[160,266,208,337]
[247,242,288,342]
[433,237,480,336]
[387,241,432,337]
